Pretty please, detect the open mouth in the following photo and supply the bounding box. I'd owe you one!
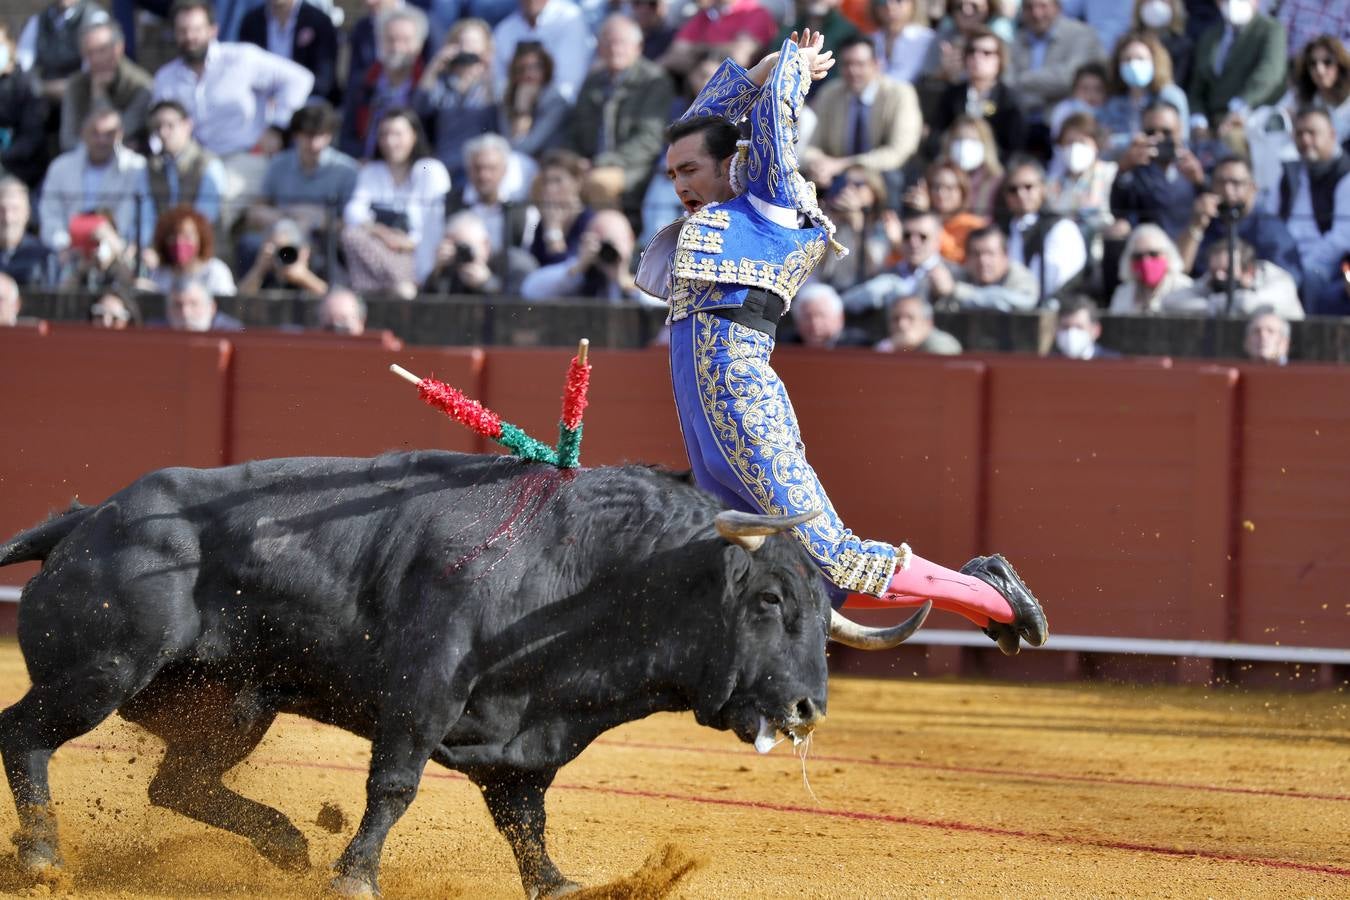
[682,198,702,213]
[748,714,813,755]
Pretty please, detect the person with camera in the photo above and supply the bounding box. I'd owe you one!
[520,209,641,302]
[1176,155,1301,289]
[415,19,498,186]
[1162,238,1304,319]
[237,218,328,295]
[424,211,510,295]
[1108,98,1204,241]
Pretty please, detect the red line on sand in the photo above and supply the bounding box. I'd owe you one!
[593,739,1350,804]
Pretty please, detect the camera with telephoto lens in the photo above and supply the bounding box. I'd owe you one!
[596,240,621,265]
[276,245,300,265]
[454,242,475,264]
[1218,201,1243,222]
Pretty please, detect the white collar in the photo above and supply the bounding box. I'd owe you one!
[747,193,798,229]
[857,79,880,106]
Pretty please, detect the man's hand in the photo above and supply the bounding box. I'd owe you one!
[927,262,955,299]
[903,181,930,212]
[808,155,848,184]
[1176,147,1205,186]
[1191,192,1219,232]
[1117,134,1157,173]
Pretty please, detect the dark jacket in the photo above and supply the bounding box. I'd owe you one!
[240,2,341,103]
[0,233,55,287]
[1189,13,1288,122]
[1193,208,1303,290]
[566,58,675,205]
[1110,163,1199,241]
[926,81,1026,163]
[0,72,50,187]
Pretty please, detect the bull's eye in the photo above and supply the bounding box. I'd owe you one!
[758,591,782,607]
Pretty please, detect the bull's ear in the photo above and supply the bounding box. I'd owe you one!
[721,543,754,590]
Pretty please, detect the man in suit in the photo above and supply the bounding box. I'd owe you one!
[566,14,675,216]
[802,34,921,187]
[1188,0,1287,123]
[240,0,340,103]
[1007,0,1105,122]
[1049,295,1119,359]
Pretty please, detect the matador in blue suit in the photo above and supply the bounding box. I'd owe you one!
[637,32,1048,654]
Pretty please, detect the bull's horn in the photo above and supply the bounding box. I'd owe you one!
[829,602,931,650]
[714,509,822,552]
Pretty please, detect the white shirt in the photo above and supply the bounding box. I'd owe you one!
[344,158,452,283]
[491,0,595,104]
[152,41,314,156]
[37,143,146,251]
[1007,214,1086,298]
[873,25,936,85]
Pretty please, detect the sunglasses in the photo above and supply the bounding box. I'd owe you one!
[90,303,130,321]
[1143,128,1175,139]
[903,231,934,242]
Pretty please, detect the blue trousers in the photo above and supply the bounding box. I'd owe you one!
[668,312,898,600]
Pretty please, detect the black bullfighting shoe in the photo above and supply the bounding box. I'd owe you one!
[960,554,1048,656]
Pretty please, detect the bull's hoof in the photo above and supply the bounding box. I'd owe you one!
[256,826,311,872]
[329,873,378,898]
[528,880,581,900]
[16,847,64,885]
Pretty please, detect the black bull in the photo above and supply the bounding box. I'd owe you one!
[0,451,927,897]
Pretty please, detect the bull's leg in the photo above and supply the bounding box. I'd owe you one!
[123,683,307,871]
[475,768,577,899]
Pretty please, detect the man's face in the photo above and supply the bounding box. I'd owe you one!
[666,132,733,214]
[173,8,215,63]
[1022,0,1059,35]
[320,292,365,335]
[1142,107,1180,153]
[597,21,641,75]
[1294,114,1337,162]
[83,114,121,165]
[0,187,29,238]
[0,284,18,326]
[889,297,931,349]
[294,129,332,168]
[151,108,192,156]
[631,0,665,29]
[1057,308,1099,340]
[839,43,878,94]
[168,286,215,331]
[80,25,122,77]
[900,215,940,264]
[1212,161,1254,211]
[1245,315,1288,364]
[1003,166,1044,217]
[382,18,421,70]
[966,234,1008,285]
[1208,250,1255,287]
[468,149,506,198]
[796,297,843,347]
[871,0,913,32]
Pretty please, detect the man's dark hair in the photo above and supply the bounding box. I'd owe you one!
[836,34,874,59]
[1141,98,1182,122]
[290,101,341,137]
[664,115,740,162]
[965,225,1007,252]
[1057,294,1101,323]
[169,0,216,25]
[1294,105,1335,129]
[148,99,190,121]
[1209,237,1256,271]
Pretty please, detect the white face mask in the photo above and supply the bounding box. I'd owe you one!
[1063,140,1096,174]
[951,138,986,172]
[1223,0,1254,27]
[1140,0,1173,29]
[1055,326,1094,359]
[95,239,116,268]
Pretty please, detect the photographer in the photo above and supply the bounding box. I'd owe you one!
[1108,99,1205,242]
[414,19,498,185]
[519,210,641,302]
[423,211,535,295]
[237,219,329,296]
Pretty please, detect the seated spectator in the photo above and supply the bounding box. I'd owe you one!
[782,282,873,348]
[1050,294,1118,358]
[926,27,1027,163]
[941,225,1039,310]
[237,218,328,295]
[88,284,142,329]
[1243,307,1290,365]
[16,0,108,105]
[239,0,340,103]
[60,208,138,291]
[634,0,676,62]
[164,278,242,331]
[1047,60,1109,140]
[38,105,146,255]
[492,0,594,102]
[1131,0,1192,90]
[1163,238,1304,318]
[1278,107,1350,313]
[937,115,1005,216]
[1275,0,1350,60]
[526,149,594,266]
[1060,0,1133,60]
[341,5,428,160]
[1001,157,1087,300]
[1283,35,1350,144]
[805,35,922,187]
[153,0,314,201]
[1314,251,1350,316]
[776,0,860,81]
[815,165,891,291]
[136,99,226,244]
[346,0,424,107]
[416,18,498,184]
[1189,0,1287,125]
[343,108,450,297]
[316,286,367,335]
[0,273,20,326]
[870,0,937,84]
[62,17,152,154]
[1178,155,1301,287]
[1007,0,1105,125]
[0,178,55,287]
[1098,30,1190,155]
[841,209,961,310]
[499,42,570,157]
[659,0,778,77]
[904,159,987,264]
[930,0,1015,89]
[248,102,358,242]
[874,293,962,354]
[142,205,237,296]
[1107,222,1192,313]
[424,210,536,294]
[1044,111,1117,240]
[520,209,641,301]
[0,23,51,188]
[1109,100,1206,240]
[452,134,533,253]
[566,15,674,214]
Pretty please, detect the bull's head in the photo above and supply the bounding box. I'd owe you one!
[703,509,929,753]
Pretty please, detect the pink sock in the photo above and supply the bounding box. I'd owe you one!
[843,553,1015,628]
[844,592,992,629]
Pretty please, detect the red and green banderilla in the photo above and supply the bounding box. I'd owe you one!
[389,339,591,468]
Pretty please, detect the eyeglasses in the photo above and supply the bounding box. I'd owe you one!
[90,303,130,321]
[1131,250,1164,261]
[1143,128,1175,139]
[902,231,934,242]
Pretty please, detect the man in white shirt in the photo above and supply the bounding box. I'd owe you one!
[492,0,594,104]
[1002,157,1086,301]
[38,104,146,254]
[840,210,961,311]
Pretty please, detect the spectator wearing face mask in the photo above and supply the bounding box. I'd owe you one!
[1242,307,1290,365]
[1108,222,1192,313]
[1050,295,1118,359]
[937,115,1005,217]
[141,205,237,296]
[1189,0,1288,124]
[1098,30,1191,155]
[1044,111,1117,238]
[1162,238,1304,318]
[1132,0,1193,90]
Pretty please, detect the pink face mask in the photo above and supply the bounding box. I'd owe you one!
[172,237,197,266]
[1131,253,1169,288]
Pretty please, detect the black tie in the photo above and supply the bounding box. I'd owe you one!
[851,98,868,156]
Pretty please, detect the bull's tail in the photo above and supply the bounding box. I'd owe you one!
[0,502,95,567]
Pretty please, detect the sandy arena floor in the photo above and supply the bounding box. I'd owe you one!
[0,638,1345,899]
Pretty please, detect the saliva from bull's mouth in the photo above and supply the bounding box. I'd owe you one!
[753,715,810,755]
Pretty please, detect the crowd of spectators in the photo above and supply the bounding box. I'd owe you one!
[0,0,1347,366]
